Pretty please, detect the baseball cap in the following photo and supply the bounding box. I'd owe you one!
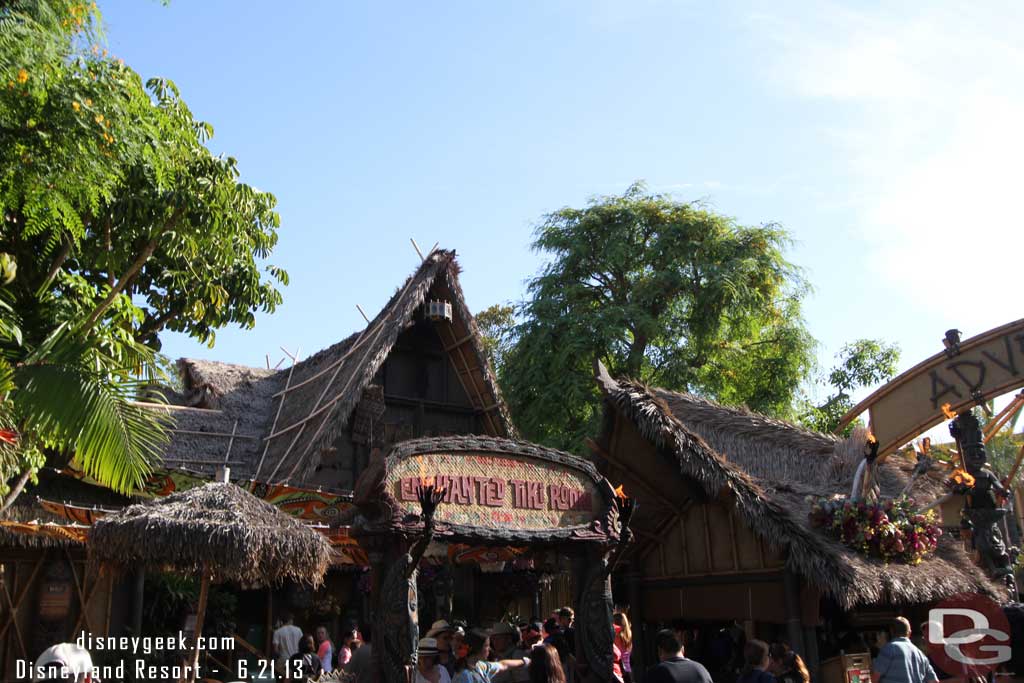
[33,643,94,682]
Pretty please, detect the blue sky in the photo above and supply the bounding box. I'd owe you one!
[102,1,1022,410]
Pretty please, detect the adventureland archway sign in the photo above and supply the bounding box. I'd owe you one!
[837,318,1024,456]
[351,435,633,683]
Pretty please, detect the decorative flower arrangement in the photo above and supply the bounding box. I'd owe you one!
[809,496,942,564]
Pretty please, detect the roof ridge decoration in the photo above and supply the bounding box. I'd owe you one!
[593,362,1003,608]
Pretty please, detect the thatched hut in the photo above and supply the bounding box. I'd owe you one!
[89,482,331,586]
[146,248,514,491]
[590,365,1003,679]
[90,482,332,680]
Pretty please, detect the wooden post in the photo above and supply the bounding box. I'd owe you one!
[265,588,273,659]
[626,571,645,681]
[132,569,145,635]
[782,569,806,656]
[189,566,211,682]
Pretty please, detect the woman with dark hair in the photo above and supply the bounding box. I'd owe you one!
[453,629,530,683]
[298,633,324,679]
[528,644,566,683]
[547,634,576,683]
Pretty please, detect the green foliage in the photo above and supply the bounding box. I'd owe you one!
[798,339,900,435]
[501,182,816,451]
[138,572,237,668]
[980,400,1023,483]
[475,304,515,375]
[0,0,285,506]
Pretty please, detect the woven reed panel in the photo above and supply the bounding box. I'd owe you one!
[388,452,601,530]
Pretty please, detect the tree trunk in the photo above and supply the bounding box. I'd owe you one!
[625,333,648,377]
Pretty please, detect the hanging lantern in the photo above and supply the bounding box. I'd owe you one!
[425,300,453,322]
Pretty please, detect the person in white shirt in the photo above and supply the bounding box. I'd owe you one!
[273,614,303,670]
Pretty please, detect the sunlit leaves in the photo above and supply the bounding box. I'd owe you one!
[501,182,816,451]
[0,0,285,504]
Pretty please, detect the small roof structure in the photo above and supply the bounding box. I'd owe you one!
[147,248,514,485]
[595,366,1004,609]
[89,482,331,586]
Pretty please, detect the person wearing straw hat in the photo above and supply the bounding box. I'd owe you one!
[417,637,453,683]
[427,620,458,674]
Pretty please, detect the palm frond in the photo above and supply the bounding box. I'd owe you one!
[13,363,167,494]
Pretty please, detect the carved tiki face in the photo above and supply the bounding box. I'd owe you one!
[952,413,988,473]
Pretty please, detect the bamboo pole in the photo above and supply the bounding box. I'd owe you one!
[189,565,211,683]
[1004,442,1024,488]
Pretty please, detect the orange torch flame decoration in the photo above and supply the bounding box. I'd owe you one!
[941,403,957,420]
[613,484,627,499]
[949,468,976,488]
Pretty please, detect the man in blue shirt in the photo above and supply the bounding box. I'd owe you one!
[871,618,938,683]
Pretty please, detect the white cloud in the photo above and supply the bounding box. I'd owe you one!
[744,2,1024,328]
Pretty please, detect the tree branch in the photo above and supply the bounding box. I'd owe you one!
[79,208,183,335]
[37,238,72,294]
[0,467,33,514]
[139,306,183,340]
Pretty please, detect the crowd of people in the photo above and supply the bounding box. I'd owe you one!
[272,612,370,681]
[267,607,1014,683]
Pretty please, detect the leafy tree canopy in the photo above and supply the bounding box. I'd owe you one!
[798,339,900,435]
[0,0,286,506]
[500,182,816,451]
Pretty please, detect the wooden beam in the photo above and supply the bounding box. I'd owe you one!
[587,437,688,515]
[700,504,714,571]
[67,553,96,635]
[167,428,256,440]
[636,511,683,561]
[0,552,46,644]
[443,333,475,352]
[679,508,690,576]
[641,570,784,588]
[727,509,741,572]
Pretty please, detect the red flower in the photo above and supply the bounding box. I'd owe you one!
[0,429,17,445]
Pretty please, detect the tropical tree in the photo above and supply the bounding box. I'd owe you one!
[0,0,286,509]
[798,339,900,435]
[475,304,515,375]
[500,182,816,451]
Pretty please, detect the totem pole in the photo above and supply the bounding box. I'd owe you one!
[575,495,635,683]
[374,485,444,683]
[949,412,1019,599]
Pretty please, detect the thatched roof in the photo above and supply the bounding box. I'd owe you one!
[89,482,332,586]
[147,249,513,485]
[0,469,133,548]
[0,504,86,548]
[595,366,1004,609]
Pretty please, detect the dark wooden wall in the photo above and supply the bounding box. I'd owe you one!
[312,321,484,490]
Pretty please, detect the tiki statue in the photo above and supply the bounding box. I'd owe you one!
[950,412,1018,599]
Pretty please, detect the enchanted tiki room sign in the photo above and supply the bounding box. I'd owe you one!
[376,436,618,544]
[838,318,1024,456]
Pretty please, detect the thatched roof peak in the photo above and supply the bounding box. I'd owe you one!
[89,482,331,586]
[148,247,513,486]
